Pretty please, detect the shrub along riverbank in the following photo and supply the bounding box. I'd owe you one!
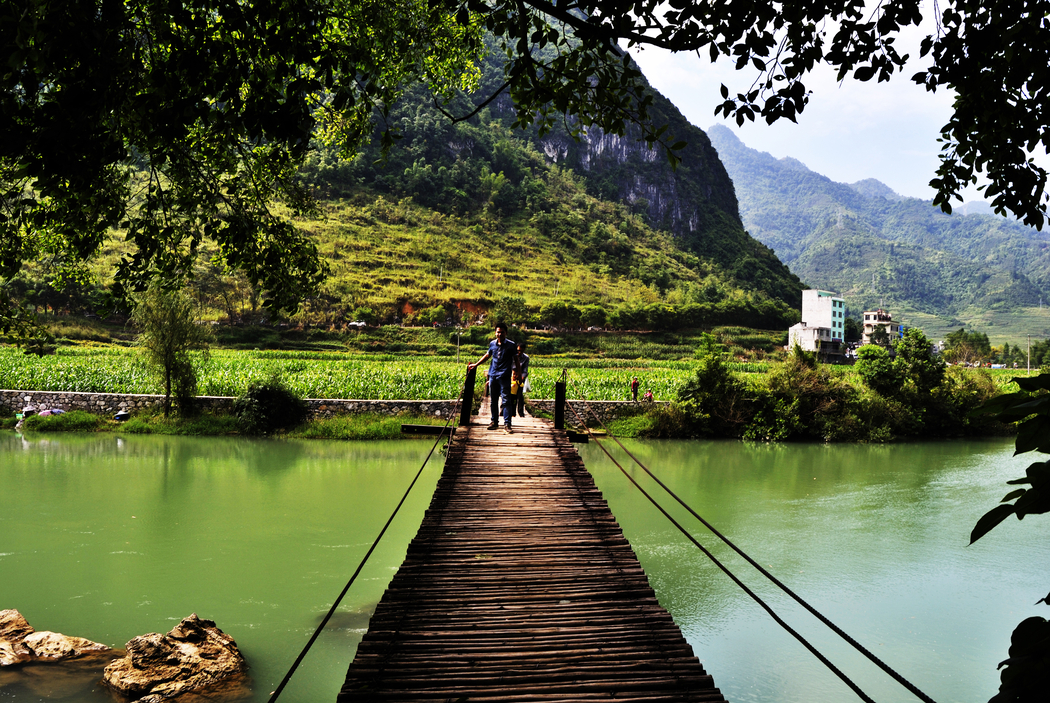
[614,330,1011,442]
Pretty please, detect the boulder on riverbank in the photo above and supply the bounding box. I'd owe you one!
[103,614,249,703]
[0,609,110,666]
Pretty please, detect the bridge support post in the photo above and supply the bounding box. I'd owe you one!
[554,380,566,430]
[460,366,476,426]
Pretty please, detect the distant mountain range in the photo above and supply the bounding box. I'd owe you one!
[707,125,1050,341]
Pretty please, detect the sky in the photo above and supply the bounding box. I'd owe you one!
[624,20,990,203]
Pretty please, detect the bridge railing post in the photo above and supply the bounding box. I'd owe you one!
[460,366,476,427]
[554,380,566,430]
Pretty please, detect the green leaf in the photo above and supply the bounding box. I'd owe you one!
[970,392,1050,422]
[1012,483,1050,518]
[1014,415,1050,454]
[854,65,877,81]
[970,503,1016,543]
[1015,374,1050,393]
[968,392,1019,417]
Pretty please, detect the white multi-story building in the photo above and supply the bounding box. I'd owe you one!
[861,309,902,345]
[801,289,846,342]
[785,289,846,353]
[787,322,833,352]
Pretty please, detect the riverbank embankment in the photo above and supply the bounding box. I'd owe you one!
[1,390,655,424]
[0,390,461,419]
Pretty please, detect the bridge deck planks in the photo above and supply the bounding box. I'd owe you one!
[338,416,726,702]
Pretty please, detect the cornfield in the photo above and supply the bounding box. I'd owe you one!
[0,347,697,401]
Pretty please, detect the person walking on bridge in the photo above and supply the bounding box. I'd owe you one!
[512,342,530,418]
[468,321,518,433]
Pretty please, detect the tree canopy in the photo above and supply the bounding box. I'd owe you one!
[462,0,1049,228]
[3,0,1049,340]
[944,327,992,364]
[2,0,483,339]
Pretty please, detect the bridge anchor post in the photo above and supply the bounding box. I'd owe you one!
[460,366,476,426]
[554,380,566,430]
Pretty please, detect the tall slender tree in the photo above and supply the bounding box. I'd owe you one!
[131,282,211,416]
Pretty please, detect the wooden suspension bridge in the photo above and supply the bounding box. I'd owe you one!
[338,376,726,702]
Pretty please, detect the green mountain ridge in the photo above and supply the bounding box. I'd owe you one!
[707,124,1050,341]
[283,53,804,327]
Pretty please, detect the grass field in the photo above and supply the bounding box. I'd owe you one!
[896,307,1050,347]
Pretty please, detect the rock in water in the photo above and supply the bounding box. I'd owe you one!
[103,614,249,702]
[0,609,109,666]
[23,631,110,659]
[0,610,33,666]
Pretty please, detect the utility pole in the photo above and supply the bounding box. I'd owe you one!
[1028,334,1031,376]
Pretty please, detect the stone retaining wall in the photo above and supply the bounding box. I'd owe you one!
[0,390,459,419]
[1,390,661,422]
[2,390,176,416]
[307,399,459,419]
[526,399,666,425]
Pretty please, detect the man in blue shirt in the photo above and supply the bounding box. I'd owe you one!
[468,322,518,432]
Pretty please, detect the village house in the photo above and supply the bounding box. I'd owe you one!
[861,308,902,345]
[787,289,846,356]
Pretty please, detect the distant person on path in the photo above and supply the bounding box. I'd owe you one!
[468,321,518,433]
[631,376,639,401]
[513,343,530,418]
[642,389,653,403]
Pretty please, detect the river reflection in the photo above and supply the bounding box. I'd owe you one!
[1,433,1044,703]
[579,438,1047,703]
[0,432,444,703]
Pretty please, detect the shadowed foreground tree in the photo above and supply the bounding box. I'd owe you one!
[971,376,1050,702]
[3,0,1048,347]
[132,282,211,417]
[1,0,484,343]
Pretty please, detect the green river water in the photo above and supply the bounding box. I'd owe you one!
[0,431,1045,703]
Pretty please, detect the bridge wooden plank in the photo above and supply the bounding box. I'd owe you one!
[338,416,726,702]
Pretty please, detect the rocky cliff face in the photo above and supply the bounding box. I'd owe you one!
[491,82,801,305]
[541,128,710,233]
[521,99,741,240]
[574,126,739,235]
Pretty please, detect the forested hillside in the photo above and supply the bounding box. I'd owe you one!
[10,54,804,333]
[708,125,1050,341]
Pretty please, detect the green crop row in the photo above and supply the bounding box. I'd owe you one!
[0,350,153,393]
[0,346,693,401]
[528,367,684,402]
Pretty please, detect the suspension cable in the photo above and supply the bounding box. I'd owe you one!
[560,397,877,703]
[267,374,467,703]
[567,376,939,703]
[568,384,939,703]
